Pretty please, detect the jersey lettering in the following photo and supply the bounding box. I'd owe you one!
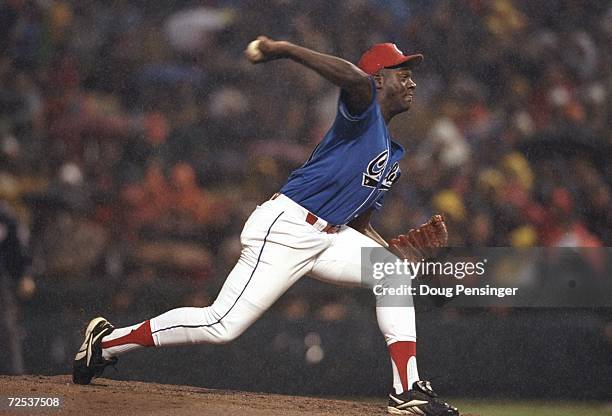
[362,151,388,188]
[381,162,400,189]
[362,151,400,191]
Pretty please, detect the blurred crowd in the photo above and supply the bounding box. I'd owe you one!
[0,0,610,302]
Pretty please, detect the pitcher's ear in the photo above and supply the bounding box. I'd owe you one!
[373,73,383,89]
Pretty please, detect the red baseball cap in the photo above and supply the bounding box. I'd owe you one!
[357,43,423,75]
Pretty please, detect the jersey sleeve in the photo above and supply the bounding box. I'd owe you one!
[332,77,379,137]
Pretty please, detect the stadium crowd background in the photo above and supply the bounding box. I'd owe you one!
[1,0,610,306]
[1,1,611,399]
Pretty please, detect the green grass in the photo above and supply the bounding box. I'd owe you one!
[453,399,612,416]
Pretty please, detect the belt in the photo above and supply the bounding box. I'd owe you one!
[270,193,340,234]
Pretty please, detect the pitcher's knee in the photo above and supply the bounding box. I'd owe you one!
[211,324,247,344]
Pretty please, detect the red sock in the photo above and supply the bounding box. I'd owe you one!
[101,320,155,349]
[388,341,417,393]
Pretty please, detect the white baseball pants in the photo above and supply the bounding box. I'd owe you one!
[148,194,416,347]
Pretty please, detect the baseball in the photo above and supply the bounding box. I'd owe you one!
[246,39,263,62]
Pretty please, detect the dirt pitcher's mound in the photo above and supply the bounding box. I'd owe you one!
[0,375,384,415]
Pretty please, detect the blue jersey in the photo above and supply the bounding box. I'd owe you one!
[279,79,405,225]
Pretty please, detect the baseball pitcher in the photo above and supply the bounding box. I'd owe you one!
[73,37,458,416]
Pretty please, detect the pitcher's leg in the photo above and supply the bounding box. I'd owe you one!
[148,259,281,347]
[309,226,420,394]
[376,306,420,394]
[310,227,417,341]
[101,208,321,358]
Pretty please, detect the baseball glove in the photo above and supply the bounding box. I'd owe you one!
[388,214,448,261]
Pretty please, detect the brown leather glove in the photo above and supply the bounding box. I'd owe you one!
[388,214,448,261]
